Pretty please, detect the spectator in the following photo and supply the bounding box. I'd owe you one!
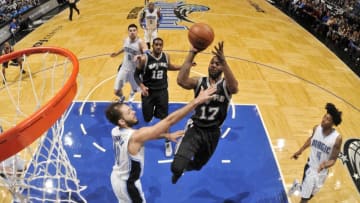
[0,0,38,27]
[275,0,360,70]
[9,18,19,43]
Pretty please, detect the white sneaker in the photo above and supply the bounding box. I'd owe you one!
[165,142,173,157]
[128,91,136,102]
[288,179,301,196]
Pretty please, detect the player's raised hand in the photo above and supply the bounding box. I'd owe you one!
[211,41,226,65]
[190,46,200,54]
[195,86,217,105]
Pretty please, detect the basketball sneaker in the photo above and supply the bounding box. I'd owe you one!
[115,96,125,103]
[288,179,301,196]
[128,91,136,102]
[165,141,173,157]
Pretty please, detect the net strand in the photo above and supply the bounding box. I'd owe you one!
[0,48,86,202]
[27,53,41,111]
[39,52,50,105]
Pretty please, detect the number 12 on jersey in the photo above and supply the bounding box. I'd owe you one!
[151,70,163,79]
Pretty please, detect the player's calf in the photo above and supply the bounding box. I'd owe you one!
[171,155,190,184]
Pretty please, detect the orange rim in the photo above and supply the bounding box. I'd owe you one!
[0,47,79,162]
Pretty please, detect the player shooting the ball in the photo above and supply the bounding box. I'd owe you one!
[171,41,238,184]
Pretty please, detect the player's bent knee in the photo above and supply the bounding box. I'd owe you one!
[171,155,189,175]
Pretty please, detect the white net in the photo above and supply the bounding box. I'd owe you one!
[0,47,86,202]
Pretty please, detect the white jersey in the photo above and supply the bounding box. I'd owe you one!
[111,127,144,181]
[144,8,159,30]
[308,125,339,171]
[122,37,142,72]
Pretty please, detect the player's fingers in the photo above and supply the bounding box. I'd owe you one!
[173,130,185,136]
[207,86,217,95]
[213,45,220,53]
[219,41,224,50]
[170,131,184,142]
[211,51,220,57]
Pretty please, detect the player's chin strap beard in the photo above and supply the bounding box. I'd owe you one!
[209,71,222,81]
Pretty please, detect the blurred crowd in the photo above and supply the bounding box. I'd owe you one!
[0,0,40,26]
[276,0,360,69]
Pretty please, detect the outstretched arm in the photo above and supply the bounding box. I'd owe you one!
[212,41,238,94]
[291,125,317,160]
[110,48,124,57]
[128,86,217,155]
[167,54,181,71]
[177,48,200,89]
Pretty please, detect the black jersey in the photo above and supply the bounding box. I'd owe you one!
[142,52,169,90]
[191,77,231,128]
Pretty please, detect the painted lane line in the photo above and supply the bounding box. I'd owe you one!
[221,127,231,139]
[231,100,236,119]
[221,160,231,164]
[80,123,87,135]
[158,159,173,164]
[93,142,106,152]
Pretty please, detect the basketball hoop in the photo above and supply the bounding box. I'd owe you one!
[0,47,86,202]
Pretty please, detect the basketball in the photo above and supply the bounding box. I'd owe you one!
[188,23,214,51]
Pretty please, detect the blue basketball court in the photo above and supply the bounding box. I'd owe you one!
[39,102,287,202]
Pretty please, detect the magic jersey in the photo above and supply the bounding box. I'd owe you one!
[142,52,168,90]
[122,37,142,72]
[111,127,144,181]
[191,77,231,128]
[144,8,159,30]
[308,125,339,170]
